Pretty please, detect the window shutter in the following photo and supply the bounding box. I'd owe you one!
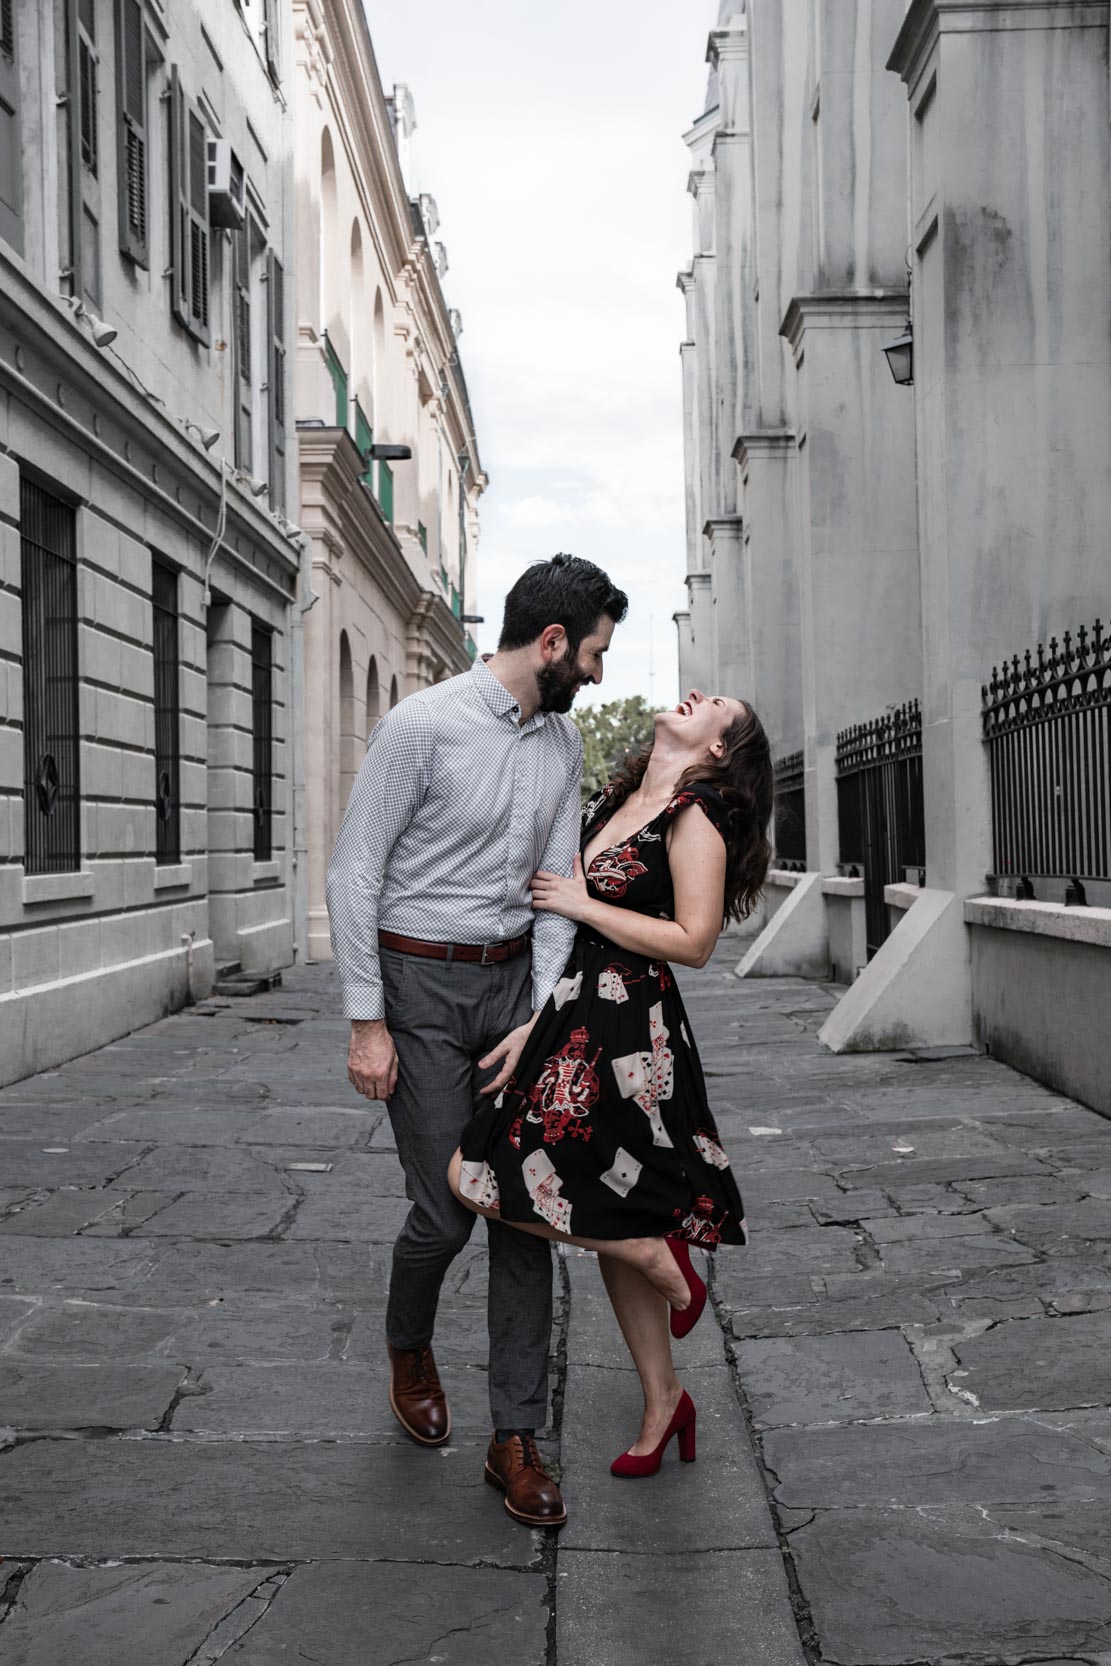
[65,0,102,306]
[0,0,23,252]
[266,249,286,511]
[169,68,209,344]
[114,0,147,266]
[262,0,280,86]
[233,222,252,470]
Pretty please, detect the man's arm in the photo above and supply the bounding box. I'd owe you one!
[529,728,584,1011]
[325,701,434,1021]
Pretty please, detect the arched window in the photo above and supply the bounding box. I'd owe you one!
[321,130,344,359]
[350,219,368,421]
[389,673,399,709]
[339,630,357,814]
[366,655,380,734]
[372,288,386,432]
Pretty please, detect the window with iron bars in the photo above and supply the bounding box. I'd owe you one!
[251,622,272,861]
[152,560,180,864]
[20,478,81,875]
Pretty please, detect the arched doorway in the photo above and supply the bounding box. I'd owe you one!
[339,631,357,820]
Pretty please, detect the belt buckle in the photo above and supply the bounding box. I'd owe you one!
[480,941,492,965]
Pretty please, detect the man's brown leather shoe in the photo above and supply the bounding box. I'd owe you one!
[484,1433,567,1528]
[388,1343,451,1446]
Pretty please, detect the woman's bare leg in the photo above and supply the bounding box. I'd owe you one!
[599,1257,685,1456]
[447,1149,689,1309]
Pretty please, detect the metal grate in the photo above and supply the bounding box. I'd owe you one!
[152,560,180,864]
[983,620,1110,887]
[20,478,81,875]
[772,750,806,870]
[251,622,272,861]
[836,702,925,958]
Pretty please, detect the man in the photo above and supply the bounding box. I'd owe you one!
[326,553,628,1529]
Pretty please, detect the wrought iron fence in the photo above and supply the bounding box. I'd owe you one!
[982,619,1110,897]
[836,701,925,958]
[772,750,806,870]
[20,478,81,875]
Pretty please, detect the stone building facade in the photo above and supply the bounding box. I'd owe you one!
[676,0,1111,1111]
[291,0,484,963]
[0,0,300,1081]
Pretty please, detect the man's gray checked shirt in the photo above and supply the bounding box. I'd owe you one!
[326,655,583,1022]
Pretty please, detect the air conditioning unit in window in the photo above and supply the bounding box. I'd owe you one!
[207,140,246,229]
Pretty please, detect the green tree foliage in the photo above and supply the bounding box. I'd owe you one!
[572,696,656,804]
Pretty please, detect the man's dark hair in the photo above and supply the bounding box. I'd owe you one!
[498,553,629,654]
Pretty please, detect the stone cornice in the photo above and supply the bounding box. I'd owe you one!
[780,290,910,351]
[703,515,744,537]
[682,106,720,152]
[888,0,1108,91]
[0,248,298,594]
[732,429,796,469]
[707,22,748,70]
[687,570,712,591]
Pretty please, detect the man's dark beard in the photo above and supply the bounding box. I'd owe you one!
[536,653,584,714]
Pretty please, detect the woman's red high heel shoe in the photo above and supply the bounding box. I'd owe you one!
[665,1234,707,1339]
[610,1389,697,1478]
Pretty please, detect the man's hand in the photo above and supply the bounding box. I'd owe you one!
[478,1013,540,1097]
[347,1019,398,1102]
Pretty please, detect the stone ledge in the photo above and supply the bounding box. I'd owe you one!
[885,882,922,912]
[965,895,1111,948]
[766,868,804,891]
[823,876,865,898]
[252,861,281,884]
[21,870,95,906]
[153,862,193,891]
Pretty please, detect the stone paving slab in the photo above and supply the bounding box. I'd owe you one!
[0,1438,539,1566]
[953,1311,1111,1410]
[0,1560,281,1666]
[736,1329,932,1426]
[0,1360,184,1429]
[227,1561,549,1665]
[4,1297,346,1363]
[172,1360,497,1438]
[788,1506,1111,1665]
[556,1550,807,1666]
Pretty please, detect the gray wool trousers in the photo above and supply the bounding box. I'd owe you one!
[379,945,554,1430]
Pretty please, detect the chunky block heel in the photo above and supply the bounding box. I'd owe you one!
[677,1416,697,1463]
[610,1390,698,1479]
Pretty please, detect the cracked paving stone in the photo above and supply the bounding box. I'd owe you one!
[286,1193,412,1242]
[787,1506,1111,1665]
[861,1210,993,1242]
[0,1360,185,1429]
[557,1550,806,1666]
[130,1192,297,1239]
[225,1559,547,1665]
[985,1198,1111,1250]
[726,1225,866,1279]
[172,1360,497,1439]
[761,1415,1111,1509]
[0,1439,540,1565]
[6,1298,346,1364]
[0,1141,149,1189]
[0,1188,135,1236]
[0,1559,280,1666]
[875,1234,1038,1275]
[0,1237,155,1298]
[953,1313,1111,1410]
[118,1147,290,1195]
[736,1329,932,1426]
[939,1259,1111,1320]
[235,1107,385,1147]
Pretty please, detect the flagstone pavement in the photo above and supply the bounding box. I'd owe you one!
[1,938,1110,1665]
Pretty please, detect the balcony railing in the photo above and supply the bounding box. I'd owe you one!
[836,701,925,958]
[323,333,348,429]
[772,751,806,870]
[983,618,1110,899]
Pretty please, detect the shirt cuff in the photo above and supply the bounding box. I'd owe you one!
[342,983,386,1021]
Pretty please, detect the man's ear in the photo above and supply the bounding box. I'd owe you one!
[538,624,567,661]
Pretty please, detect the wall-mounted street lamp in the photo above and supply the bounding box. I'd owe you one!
[882,320,914,386]
[461,614,484,624]
[369,443,412,462]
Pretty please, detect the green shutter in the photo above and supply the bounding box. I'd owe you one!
[377,458,393,524]
[354,401,373,484]
[417,521,427,553]
[324,334,348,429]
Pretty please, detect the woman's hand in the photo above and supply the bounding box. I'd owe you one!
[478,1012,540,1096]
[531,853,591,922]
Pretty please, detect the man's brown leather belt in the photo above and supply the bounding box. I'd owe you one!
[378,930,531,965]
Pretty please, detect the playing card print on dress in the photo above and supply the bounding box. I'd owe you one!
[524,1026,600,1146]
[458,778,746,1249]
[459,1159,501,1210]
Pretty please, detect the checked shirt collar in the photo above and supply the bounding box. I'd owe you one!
[472,654,549,733]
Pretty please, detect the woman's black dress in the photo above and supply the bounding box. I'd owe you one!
[458,781,747,1249]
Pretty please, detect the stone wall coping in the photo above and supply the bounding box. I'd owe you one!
[152,863,194,892]
[766,868,804,891]
[965,895,1111,949]
[22,871,95,906]
[253,861,282,885]
[823,876,865,898]
[885,883,922,911]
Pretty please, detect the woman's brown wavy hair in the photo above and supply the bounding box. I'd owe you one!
[602,702,774,925]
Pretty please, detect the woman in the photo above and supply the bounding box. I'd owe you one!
[449,688,773,1478]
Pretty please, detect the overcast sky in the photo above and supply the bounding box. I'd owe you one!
[363,0,718,709]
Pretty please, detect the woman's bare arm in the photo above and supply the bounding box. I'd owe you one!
[530,804,726,968]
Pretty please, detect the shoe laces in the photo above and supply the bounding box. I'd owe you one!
[513,1434,543,1471]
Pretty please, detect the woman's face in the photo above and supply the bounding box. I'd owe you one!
[656,688,747,756]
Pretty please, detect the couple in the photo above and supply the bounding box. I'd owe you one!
[326,554,772,1529]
